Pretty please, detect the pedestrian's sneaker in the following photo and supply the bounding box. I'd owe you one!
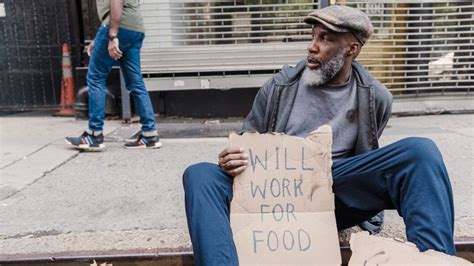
[65,131,105,151]
[124,134,162,149]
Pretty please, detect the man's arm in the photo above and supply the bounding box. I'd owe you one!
[219,79,274,176]
[241,79,274,133]
[109,0,123,38]
[108,0,123,60]
[218,86,269,177]
[375,83,393,138]
[377,100,392,138]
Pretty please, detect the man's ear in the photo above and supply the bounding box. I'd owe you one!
[347,42,361,58]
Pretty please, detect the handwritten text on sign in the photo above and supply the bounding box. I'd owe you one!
[229,128,340,265]
[248,146,313,252]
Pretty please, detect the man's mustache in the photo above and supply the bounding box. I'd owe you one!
[307,55,322,66]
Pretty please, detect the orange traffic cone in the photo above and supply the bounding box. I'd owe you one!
[55,43,75,117]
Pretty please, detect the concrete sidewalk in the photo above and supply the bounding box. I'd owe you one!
[0,114,123,201]
[0,113,473,258]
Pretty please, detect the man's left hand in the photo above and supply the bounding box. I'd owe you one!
[108,38,123,60]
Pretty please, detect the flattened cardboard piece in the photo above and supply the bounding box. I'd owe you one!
[349,232,471,265]
[229,126,341,265]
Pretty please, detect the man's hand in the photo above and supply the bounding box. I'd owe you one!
[218,147,248,177]
[86,41,94,56]
[108,0,123,60]
[108,38,122,60]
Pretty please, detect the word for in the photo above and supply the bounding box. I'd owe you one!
[248,147,314,173]
[260,203,297,222]
[252,229,311,253]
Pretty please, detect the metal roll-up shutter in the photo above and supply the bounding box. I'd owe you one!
[139,0,473,96]
[140,0,317,91]
[335,0,474,96]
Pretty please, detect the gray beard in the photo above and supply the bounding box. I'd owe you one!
[302,48,346,87]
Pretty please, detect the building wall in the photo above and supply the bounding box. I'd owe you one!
[0,0,82,111]
[1,0,472,116]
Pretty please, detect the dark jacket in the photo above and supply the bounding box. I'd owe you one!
[242,60,392,153]
[241,60,393,233]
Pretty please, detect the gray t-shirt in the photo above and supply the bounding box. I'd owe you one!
[285,75,358,161]
[96,0,144,33]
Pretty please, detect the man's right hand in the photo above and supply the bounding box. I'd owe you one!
[86,41,94,57]
[218,147,248,177]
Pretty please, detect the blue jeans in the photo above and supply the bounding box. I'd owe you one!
[183,137,455,265]
[87,25,156,133]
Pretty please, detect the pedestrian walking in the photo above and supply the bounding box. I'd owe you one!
[66,0,161,151]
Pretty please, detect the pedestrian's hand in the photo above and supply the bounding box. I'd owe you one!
[218,147,248,177]
[86,41,94,57]
[108,38,123,60]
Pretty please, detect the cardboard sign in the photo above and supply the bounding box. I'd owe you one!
[349,232,471,265]
[229,126,341,265]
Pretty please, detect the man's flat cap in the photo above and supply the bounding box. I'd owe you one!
[304,5,374,45]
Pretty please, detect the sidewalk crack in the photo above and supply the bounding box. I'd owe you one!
[442,128,474,138]
[1,143,52,170]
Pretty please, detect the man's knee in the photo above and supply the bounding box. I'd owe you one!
[396,137,449,186]
[183,162,220,191]
[86,71,106,88]
[128,78,146,93]
[398,137,442,163]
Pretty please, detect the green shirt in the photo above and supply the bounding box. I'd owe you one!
[96,0,145,33]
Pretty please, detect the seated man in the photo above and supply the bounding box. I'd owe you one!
[183,5,455,266]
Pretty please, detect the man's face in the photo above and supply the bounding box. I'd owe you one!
[303,25,348,86]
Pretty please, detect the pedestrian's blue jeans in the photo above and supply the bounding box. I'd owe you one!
[183,137,455,265]
[87,25,156,133]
